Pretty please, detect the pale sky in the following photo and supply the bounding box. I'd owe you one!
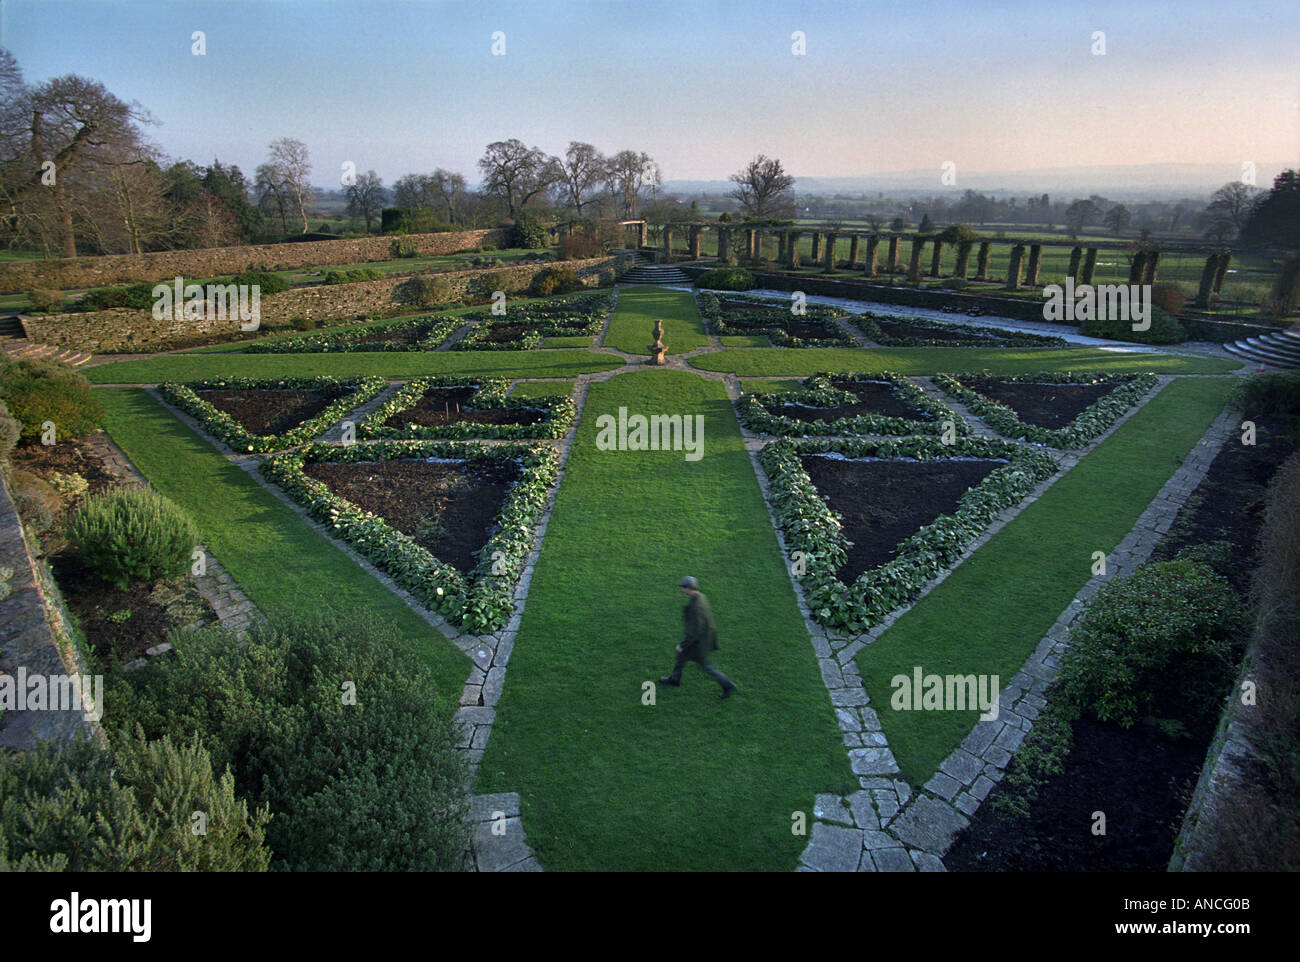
[2,0,1296,185]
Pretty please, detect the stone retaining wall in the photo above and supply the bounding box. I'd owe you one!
[0,228,509,294]
[21,254,636,353]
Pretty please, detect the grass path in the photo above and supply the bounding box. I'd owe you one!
[95,388,470,697]
[855,377,1238,783]
[602,286,710,354]
[476,369,852,871]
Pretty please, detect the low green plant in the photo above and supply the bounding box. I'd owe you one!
[512,213,549,249]
[65,487,199,588]
[0,356,105,444]
[395,274,454,307]
[694,267,756,290]
[1231,369,1300,418]
[26,289,64,313]
[531,265,581,297]
[230,271,289,295]
[323,268,384,285]
[1080,303,1187,344]
[291,315,317,331]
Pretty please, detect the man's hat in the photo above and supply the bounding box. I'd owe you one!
[678,576,699,589]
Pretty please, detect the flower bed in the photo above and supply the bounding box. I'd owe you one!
[855,312,1067,348]
[244,313,464,353]
[697,291,856,347]
[759,435,1058,632]
[452,292,613,351]
[737,371,969,438]
[261,439,558,634]
[360,375,575,440]
[159,376,387,452]
[933,371,1160,448]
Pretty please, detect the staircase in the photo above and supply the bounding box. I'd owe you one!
[1223,327,1300,370]
[615,250,692,285]
[0,314,93,367]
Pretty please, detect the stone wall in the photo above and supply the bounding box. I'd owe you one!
[0,228,509,294]
[22,254,636,354]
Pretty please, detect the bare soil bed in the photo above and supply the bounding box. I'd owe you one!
[196,386,353,436]
[383,386,545,429]
[801,455,1001,582]
[768,379,933,423]
[873,318,999,343]
[302,457,519,574]
[959,377,1119,429]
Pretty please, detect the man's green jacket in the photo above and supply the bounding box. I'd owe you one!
[682,592,719,655]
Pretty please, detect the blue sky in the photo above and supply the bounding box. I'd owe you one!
[2,0,1295,186]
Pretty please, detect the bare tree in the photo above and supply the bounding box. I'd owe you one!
[346,169,387,233]
[429,168,465,224]
[477,139,560,217]
[729,155,796,221]
[255,162,289,233]
[1203,181,1258,241]
[1104,203,1131,236]
[557,141,606,218]
[605,149,659,220]
[262,137,312,233]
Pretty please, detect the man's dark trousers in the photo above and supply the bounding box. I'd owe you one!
[665,644,734,689]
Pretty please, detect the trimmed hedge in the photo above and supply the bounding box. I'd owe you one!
[737,371,968,438]
[261,440,558,633]
[360,375,575,440]
[694,267,756,290]
[159,375,386,452]
[855,311,1068,348]
[933,370,1160,448]
[244,313,463,353]
[759,435,1058,631]
[697,291,855,348]
[1080,304,1187,345]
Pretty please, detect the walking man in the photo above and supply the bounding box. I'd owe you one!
[660,576,738,699]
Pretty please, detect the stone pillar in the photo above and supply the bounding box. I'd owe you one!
[717,227,731,265]
[778,232,788,264]
[975,241,992,280]
[1195,254,1218,305]
[954,240,972,279]
[1025,244,1042,286]
[1067,246,1083,281]
[1005,244,1026,290]
[1269,257,1300,314]
[1142,250,1160,285]
[908,236,926,282]
[787,232,801,269]
[929,239,944,277]
[809,232,823,264]
[637,222,648,247]
[688,225,702,260]
[1212,253,1231,293]
[1128,251,1146,285]
[823,233,838,273]
[662,226,674,262]
[1080,247,1099,285]
[847,234,860,271]
[887,235,902,274]
[864,235,881,276]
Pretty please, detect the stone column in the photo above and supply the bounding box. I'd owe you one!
[887,235,902,274]
[786,231,801,269]
[637,222,648,247]
[1128,251,1146,285]
[1212,253,1231,293]
[1080,247,1099,285]
[744,228,756,262]
[823,233,838,273]
[1142,250,1160,285]
[717,227,731,265]
[954,240,972,280]
[929,239,944,277]
[908,236,926,282]
[778,232,788,264]
[975,241,992,280]
[1025,244,1042,286]
[662,226,674,262]
[688,225,702,260]
[1005,244,1026,290]
[864,235,881,276]
[810,232,823,264]
[1269,257,1300,314]
[1195,254,1218,305]
[1067,246,1083,281]
[847,234,860,271]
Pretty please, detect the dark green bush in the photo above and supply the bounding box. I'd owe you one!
[107,609,470,871]
[694,267,756,290]
[230,271,289,295]
[291,315,317,330]
[323,268,383,285]
[531,265,581,296]
[1080,303,1187,344]
[0,731,271,872]
[1231,370,1300,417]
[65,487,199,588]
[511,213,549,249]
[0,356,105,443]
[396,274,454,307]
[1056,558,1241,727]
[76,282,156,312]
[0,400,20,460]
[26,289,63,313]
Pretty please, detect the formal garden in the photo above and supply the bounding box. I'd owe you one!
[1,244,1297,874]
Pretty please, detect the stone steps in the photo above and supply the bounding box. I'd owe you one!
[620,265,692,285]
[0,336,93,367]
[1224,329,1300,369]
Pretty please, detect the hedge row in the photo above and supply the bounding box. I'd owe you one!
[737,371,969,438]
[261,440,558,634]
[855,312,1068,348]
[244,313,464,353]
[696,291,856,348]
[359,375,575,440]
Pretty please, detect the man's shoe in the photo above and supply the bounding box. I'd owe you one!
[719,683,737,700]
[659,676,680,687]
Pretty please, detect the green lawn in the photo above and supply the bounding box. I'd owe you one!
[509,379,575,398]
[738,378,804,394]
[541,335,596,349]
[84,350,625,383]
[476,370,852,871]
[95,388,470,697]
[691,347,1242,377]
[855,376,1238,784]
[603,286,710,354]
